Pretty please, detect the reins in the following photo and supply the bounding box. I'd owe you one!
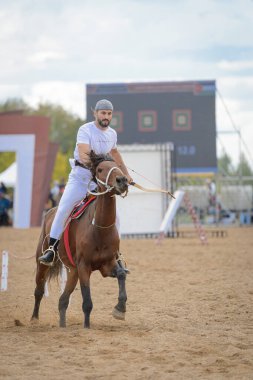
[88,164,126,229]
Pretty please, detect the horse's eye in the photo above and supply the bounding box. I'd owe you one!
[97,168,103,173]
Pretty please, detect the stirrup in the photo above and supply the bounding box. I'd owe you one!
[39,245,57,267]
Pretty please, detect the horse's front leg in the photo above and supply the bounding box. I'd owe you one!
[112,263,127,320]
[78,261,93,328]
[58,267,78,327]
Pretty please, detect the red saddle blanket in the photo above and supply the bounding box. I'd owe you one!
[63,196,96,267]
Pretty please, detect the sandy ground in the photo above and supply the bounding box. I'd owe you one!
[0,226,253,380]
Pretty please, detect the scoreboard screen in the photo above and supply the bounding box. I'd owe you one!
[86,80,217,174]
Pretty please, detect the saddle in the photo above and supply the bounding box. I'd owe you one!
[63,196,96,266]
[70,195,96,220]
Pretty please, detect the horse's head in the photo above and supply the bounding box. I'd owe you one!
[87,151,128,197]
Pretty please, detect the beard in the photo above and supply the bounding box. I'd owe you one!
[98,118,110,128]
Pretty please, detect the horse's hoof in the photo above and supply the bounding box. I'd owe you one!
[112,308,125,320]
[30,318,39,325]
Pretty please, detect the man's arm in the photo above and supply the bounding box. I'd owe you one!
[110,148,133,183]
[77,143,91,165]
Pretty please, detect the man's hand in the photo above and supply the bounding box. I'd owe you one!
[110,148,133,183]
[126,174,133,184]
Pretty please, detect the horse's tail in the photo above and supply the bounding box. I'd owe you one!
[35,210,49,261]
[46,259,62,283]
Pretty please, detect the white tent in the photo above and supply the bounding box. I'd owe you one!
[0,162,17,187]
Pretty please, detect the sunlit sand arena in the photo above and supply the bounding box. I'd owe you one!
[0,226,253,379]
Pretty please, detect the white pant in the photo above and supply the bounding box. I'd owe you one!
[50,166,120,240]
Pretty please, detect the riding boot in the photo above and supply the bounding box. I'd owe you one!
[116,252,130,274]
[38,238,59,267]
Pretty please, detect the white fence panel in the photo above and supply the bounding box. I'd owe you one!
[117,144,173,235]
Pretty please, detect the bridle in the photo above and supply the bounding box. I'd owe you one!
[87,164,127,229]
[87,165,128,197]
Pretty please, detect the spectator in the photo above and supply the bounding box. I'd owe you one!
[0,190,12,226]
[0,181,7,194]
[206,178,216,207]
[49,181,60,207]
[58,178,66,198]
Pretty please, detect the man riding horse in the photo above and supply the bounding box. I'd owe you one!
[39,99,132,270]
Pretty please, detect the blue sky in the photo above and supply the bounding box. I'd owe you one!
[1,0,253,168]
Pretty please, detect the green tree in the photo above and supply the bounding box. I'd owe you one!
[0,98,85,176]
[0,152,16,172]
[0,98,31,113]
[218,152,235,176]
[33,103,84,153]
[235,153,253,177]
[0,98,85,154]
[52,150,70,182]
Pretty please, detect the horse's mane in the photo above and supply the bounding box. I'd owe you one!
[87,150,115,180]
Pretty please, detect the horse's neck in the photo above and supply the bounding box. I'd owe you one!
[94,193,116,226]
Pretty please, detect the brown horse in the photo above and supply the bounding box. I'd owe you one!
[31,151,129,328]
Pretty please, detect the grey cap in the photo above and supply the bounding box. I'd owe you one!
[94,99,113,111]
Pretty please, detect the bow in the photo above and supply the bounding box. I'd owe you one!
[130,181,175,199]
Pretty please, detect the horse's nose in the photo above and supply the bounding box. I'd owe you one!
[116,176,128,187]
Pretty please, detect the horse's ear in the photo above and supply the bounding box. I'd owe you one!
[89,150,97,163]
[87,150,97,179]
[89,150,94,159]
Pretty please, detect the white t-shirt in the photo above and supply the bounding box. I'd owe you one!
[73,121,117,161]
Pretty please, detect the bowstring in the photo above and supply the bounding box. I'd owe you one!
[127,166,163,189]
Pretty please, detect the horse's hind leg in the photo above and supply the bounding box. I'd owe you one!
[58,268,78,327]
[31,211,52,321]
[112,263,127,320]
[31,263,50,321]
